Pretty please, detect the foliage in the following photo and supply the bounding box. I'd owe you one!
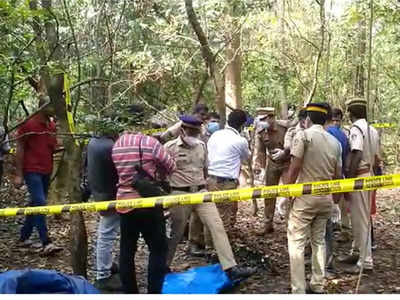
[1,0,400,129]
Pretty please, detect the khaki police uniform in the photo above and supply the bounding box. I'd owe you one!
[287,124,342,294]
[253,112,289,233]
[160,120,211,250]
[281,122,304,222]
[164,136,236,270]
[347,117,379,270]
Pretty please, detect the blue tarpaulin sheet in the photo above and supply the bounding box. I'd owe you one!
[0,269,99,294]
[162,264,235,294]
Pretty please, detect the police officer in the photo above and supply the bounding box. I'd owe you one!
[160,104,211,256]
[286,103,342,294]
[164,115,255,280]
[252,107,290,234]
[277,108,307,221]
[339,98,380,274]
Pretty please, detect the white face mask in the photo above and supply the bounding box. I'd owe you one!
[183,136,200,147]
[181,128,200,147]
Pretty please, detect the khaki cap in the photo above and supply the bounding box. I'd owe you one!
[256,107,275,115]
[345,97,367,108]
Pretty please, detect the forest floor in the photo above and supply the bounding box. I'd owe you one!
[1,165,400,294]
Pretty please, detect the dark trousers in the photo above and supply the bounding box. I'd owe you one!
[20,172,51,246]
[119,208,168,294]
[325,218,333,270]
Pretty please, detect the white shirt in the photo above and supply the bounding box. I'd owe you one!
[207,126,250,179]
[349,118,379,171]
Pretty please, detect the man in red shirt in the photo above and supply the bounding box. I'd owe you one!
[112,105,176,294]
[15,97,61,255]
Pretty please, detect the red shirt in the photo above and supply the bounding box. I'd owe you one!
[17,114,57,175]
[112,133,176,213]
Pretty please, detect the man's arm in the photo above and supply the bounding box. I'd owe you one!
[332,145,343,203]
[346,150,362,178]
[285,130,305,184]
[287,157,302,184]
[252,133,266,174]
[346,126,363,178]
[15,138,25,188]
[153,138,176,176]
[159,121,181,144]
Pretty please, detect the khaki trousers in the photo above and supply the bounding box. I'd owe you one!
[287,195,332,294]
[207,177,238,234]
[189,211,212,248]
[166,190,237,270]
[349,172,373,269]
[264,162,285,228]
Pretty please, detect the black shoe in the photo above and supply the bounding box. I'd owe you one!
[187,243,206,257]
[338,254,359,265]
[226,265,256,281]
[94,274,122,291]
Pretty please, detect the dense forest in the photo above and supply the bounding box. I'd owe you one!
[1,0,400,294]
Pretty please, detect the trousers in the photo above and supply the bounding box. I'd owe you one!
[349,172,373,269]
[189,211,212,248]
[119,208,168,294]
[263,162,285,229]
[20,172,51,246]
[287,195,332,293]
[207,177,238,234]
[96,213,120,280]
[167,190,236,270]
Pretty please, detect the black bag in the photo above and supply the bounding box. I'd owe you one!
[132,136,170,197]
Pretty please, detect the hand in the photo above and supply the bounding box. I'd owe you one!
[14,176,23,188]
[271,148,285,161]
[333,193,342,204]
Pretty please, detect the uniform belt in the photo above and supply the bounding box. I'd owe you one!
[209,175,238,184]
[172,185,206,193]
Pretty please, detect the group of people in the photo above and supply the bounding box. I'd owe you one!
[11,95,382,294]
[250,99,381,293]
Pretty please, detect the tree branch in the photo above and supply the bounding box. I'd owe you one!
[304,0,325,105]
[70,78,111,92]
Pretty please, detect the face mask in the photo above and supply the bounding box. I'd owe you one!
[181,128,200,147]
[182,136,200,147]
[207,122,220,134]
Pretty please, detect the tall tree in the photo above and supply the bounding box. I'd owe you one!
[29,0,88,277]
[225,1,243,110]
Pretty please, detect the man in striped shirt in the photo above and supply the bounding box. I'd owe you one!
[112,105,176,294]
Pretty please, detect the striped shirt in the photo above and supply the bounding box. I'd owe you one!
[112,132,176,213]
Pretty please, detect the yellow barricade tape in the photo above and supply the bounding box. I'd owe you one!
[0,174,398,217]
[372,123,396,128]
[142,127,167,135]
[64,75,79,146]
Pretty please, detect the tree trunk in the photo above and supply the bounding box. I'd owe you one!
[225,5,242,111]
[279,0,288,119]
[185,0,226,127]
[304,0,326,106]
[30,0,88,277]
[355,2,366,98]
